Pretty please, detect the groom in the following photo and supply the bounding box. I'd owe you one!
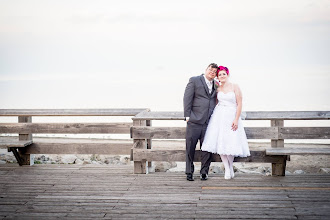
[183,63,218,181]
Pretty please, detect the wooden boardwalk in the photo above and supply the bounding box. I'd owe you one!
[0,164,329,219]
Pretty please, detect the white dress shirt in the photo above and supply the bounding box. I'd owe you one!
[204,75,213,94]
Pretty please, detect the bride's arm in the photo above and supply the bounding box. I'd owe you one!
[232,84,243,131]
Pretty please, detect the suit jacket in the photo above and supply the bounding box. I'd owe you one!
[183,74,217,125]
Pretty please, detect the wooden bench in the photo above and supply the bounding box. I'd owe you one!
[0,140,33,165]
[131,111,330,176]
[0,108,149,165]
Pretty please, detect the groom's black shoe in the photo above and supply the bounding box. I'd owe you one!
[200,174,208,181]
[186,173,194,181]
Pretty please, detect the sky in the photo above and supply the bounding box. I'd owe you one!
[0,0,330,111]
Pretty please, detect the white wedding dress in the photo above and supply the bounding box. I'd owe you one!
[201,90,250,157]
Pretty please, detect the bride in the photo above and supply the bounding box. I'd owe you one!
[201,66,250,179]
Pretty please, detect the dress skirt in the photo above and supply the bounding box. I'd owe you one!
[201,104,250,157]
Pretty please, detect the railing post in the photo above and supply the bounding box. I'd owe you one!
[132,119,147,174]
[271,119,286,176]
[18,116,34,165]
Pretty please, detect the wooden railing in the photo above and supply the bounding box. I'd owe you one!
[1,109,329,176]
[131,111,330,176]
[0,108,149,165]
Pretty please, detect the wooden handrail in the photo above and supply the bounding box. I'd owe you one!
[0,108,150,116]
[133,111,330,120]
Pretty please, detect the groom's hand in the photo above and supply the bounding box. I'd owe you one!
[185,117,189,122]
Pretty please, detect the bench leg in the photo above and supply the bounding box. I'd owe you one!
[8,147,34,166]
[271,156,287,176]
[134,160,147,174]
[18,150,34,166]
[9,148,24,166]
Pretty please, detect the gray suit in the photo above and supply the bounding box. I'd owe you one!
[183,74,217,175]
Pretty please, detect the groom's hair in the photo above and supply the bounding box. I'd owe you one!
[207,63,218,69]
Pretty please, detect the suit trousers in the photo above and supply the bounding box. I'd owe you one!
[185,121,213,175]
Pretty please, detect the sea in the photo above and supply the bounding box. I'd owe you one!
[1,70,329,144]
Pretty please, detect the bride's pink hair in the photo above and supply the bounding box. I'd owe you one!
[217,66,229,76]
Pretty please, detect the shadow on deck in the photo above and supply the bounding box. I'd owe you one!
[0,164,329,219]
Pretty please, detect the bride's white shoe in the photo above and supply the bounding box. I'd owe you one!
[230,167,235,179]
[224,170,231,180]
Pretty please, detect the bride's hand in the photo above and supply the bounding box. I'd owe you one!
[231,120,238,131]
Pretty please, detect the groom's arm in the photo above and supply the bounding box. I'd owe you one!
[183,77,195,119]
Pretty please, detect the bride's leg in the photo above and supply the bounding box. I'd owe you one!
[220,155,231,179]
[227,155,235,178]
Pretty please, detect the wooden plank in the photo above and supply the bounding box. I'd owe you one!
[104,213,297,219]
[2,212,105,218]
[246,127,279,139]
[0,140,33,148]
[1,165,330,219]
[134,111,184,120]
[133,111,330,120]
[0,122,132,134]
[24,142,132,155]
[280,127,330,139]
[107,210,295,217]
[271,119,284,148]
[246,111,330,120]
[266,148,330,155]
[133,149,286,163]
[0,108,149,116]
[18,116,32,141]
[131,126,278,139]
[202,186,330,190]
[132,126,185,139]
